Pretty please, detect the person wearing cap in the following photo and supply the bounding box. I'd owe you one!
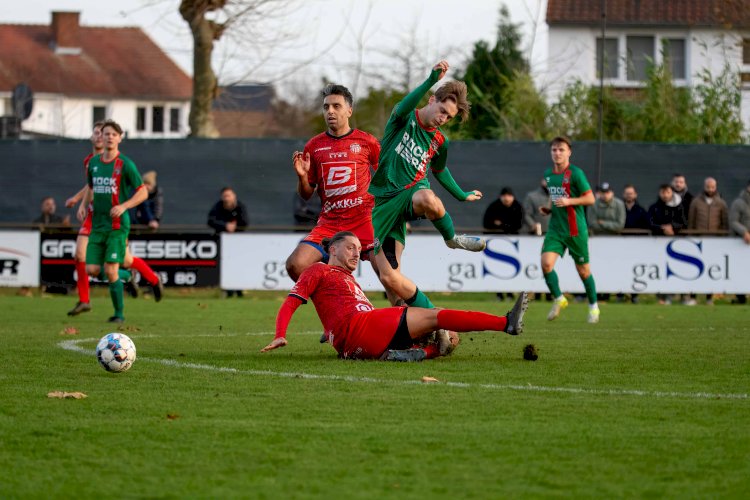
[729,179,750,304]
[482,187,524,235]
[587,182,625,235]
[539,136,600,324]
[133,170,163,230]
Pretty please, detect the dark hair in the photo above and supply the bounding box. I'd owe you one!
[659,184,672,191]
[672,173,685,179]
[322,231,356,254]
[322,84,353,107]
[550,136,572,149]
[500,187,513,196]
[220,186,234,194]
[101,119,123,135]
[93,120,106,130]
[623,184,636,190]
[41,196,54,203]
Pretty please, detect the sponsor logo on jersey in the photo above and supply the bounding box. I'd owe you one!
[329,151,348,159]
[394,130,431,172]
[350,143,361,154]
[314,146,332,152]
[92,176,118,195]
[322,196,364,213]
[548,185,567,202]
[321,161,357,197]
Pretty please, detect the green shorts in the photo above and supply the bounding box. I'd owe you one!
[542,231,590,264]
[371,186,423,254]
[86,229,128,266]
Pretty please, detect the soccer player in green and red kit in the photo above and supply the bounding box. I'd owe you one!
[83,120,148,323]
[539,136,600,324]
[368,60,487,316]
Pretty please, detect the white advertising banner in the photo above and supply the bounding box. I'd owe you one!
[0,231,40,287]
[221,233,750,294]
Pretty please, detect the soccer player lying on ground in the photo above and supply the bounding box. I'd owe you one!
[368,60,485,313]
[261,231,529,361]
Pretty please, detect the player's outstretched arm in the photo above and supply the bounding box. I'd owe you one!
[261,296,303,353]
[432,167,482,202]
[66,184,89,208]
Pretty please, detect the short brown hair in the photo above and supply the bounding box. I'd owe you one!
[550,136,572,149]
[93,121,106,131]
[434,80,470,122]
[101,119,123,135]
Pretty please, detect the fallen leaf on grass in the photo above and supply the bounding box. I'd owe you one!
[166,413,179,420]
[47,391,87,399]
[123,325,141,332]
[421,376,440,384]
[196,303,208,309]
[59,327,79,335]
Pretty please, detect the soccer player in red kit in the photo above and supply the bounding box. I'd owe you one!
[262,231,529,361]
[285,84,381,281]
[65,122,163,316]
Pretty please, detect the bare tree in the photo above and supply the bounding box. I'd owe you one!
[179,0,302,137]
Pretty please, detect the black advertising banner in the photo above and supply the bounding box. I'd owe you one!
[41,233,220,288]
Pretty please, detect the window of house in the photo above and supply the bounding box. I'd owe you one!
[626,36,655,81]
[663,38,686,79]
[152,106,164,133]
[169,108,180,132]
[743,38,750,64]
[92,106,106,126]
[136,107,147,131]
[596,38,619,79]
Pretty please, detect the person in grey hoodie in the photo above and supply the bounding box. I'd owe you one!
[587,182,626,235]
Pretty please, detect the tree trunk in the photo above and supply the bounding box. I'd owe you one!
[180,1,224,138]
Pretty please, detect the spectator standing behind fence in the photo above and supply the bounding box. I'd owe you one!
[729,180,750,305]
[687,177,728,305]
[672,173,693,214]
[208,186,249,298]
[622,184,649,232]
[523,178,550,235]
[33,197,70,227]
[648,184,686,305]
[483,187,524,235]
[586,182,625,235]
[133,171,163,230]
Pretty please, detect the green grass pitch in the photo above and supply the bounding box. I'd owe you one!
[1,291,748,498]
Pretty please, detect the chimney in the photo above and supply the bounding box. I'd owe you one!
[51,11,81,54]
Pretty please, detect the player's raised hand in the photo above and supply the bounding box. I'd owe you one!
[433,60,449,80]
[260,337,288,353]
[65,196,77,208]
[465,190,483,202]
[293,151,310,177]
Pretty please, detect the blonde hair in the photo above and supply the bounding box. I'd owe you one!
[434,80,470,122]
[142,171,157,186]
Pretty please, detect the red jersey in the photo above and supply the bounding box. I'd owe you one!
[290,262,374,335]
[303,129,380,227]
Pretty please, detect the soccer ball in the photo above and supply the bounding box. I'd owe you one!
[96,333,136,373]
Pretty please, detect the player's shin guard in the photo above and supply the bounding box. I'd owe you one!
[436,309,507,332]
[431,213,456,241]
[129,256,159,285]
[75,261,90,303]
[583,275,597,305]
[405,288,435,309]
[109,280,125,319]
[544,270,563,298]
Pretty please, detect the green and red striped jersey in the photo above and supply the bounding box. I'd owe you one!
[87,153,143,233]
[544,164,592,237]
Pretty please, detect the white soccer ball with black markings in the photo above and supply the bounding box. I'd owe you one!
[96,333,137,373]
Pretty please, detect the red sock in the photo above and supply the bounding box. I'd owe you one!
[129,257,159,285]
[76,261,90,303]
[436,309,507,333]
[419,343,440,359]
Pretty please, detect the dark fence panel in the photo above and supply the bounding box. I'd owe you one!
[2,139,748,228]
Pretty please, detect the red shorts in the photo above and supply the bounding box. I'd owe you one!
[334,307,406,359]
[304,217,375,256]
[78,210,93,236]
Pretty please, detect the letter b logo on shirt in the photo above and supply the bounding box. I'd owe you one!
[326,166,352,185]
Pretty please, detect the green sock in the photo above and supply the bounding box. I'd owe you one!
[432,213,456,241]
[544,270,563,298]
[109,280,124,318]
[583,275,597,305]
[405,288,435,309]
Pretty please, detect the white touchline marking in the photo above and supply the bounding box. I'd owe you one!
[59,337,749,401]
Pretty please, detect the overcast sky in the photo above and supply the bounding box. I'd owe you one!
[1,0,549,98]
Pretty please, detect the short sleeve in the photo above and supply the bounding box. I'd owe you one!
[122,158,143,194]
[289,264,322,303]
[574,168,592,197]
[368,135,381,171]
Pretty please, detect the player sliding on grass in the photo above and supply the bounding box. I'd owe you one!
[368,60,485,311]
[539,136,599,324]
[261,231,529,361]
[66,121,163,317]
